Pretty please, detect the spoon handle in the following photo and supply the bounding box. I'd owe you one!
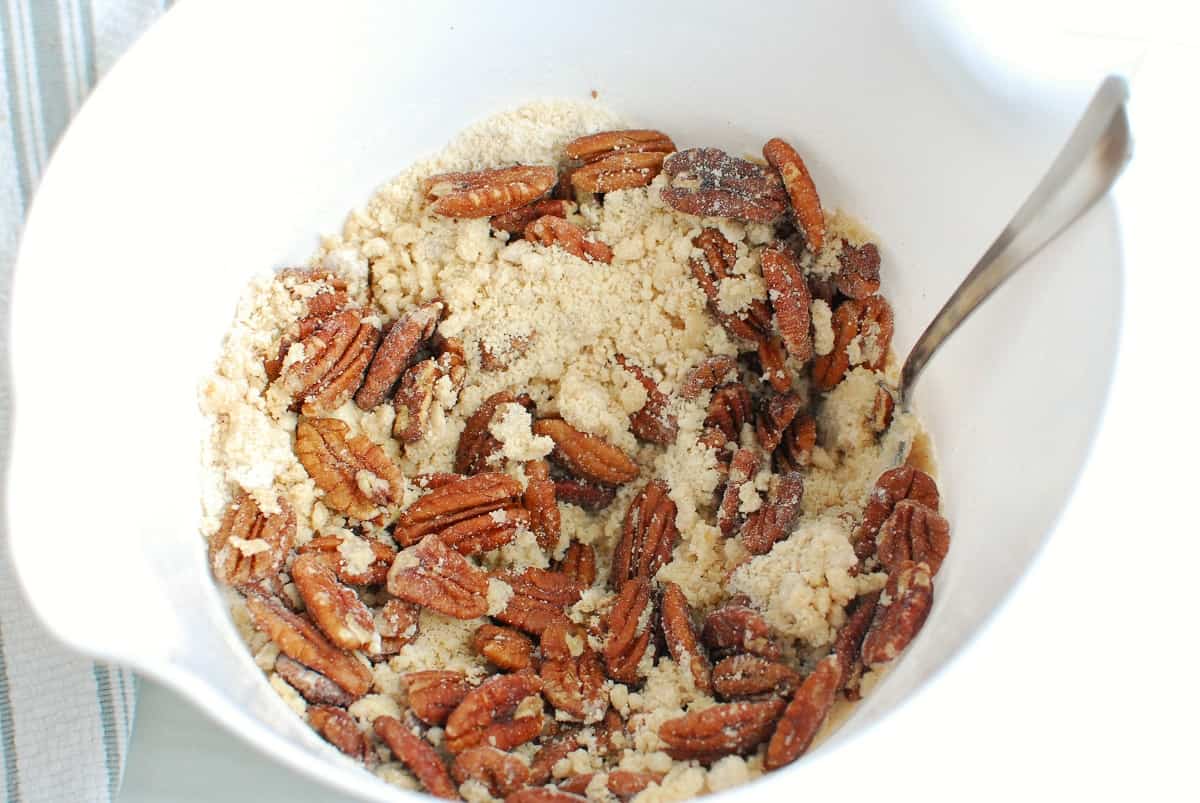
[898,75,1133,410]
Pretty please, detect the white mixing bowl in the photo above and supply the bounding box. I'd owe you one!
[6,1,1123,800]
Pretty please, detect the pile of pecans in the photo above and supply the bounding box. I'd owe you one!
[208,126,951,801]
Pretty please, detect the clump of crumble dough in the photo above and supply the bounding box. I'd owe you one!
[199,99,934,802]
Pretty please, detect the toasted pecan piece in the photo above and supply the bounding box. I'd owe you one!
[423,165,557,218]
[680,355,738,400]
[661,148,789,223]
[507,789,587,803]
[309,706,370,762]
[688,228,772,343]
[831,591,880,699]
[740,472,805,555]
[565,129,676,162]
[540,620,609,723]
[760,243,813,364]
[444,672,545,753]
[717,449,760,538]
[572,151,670,193]
[374,715,460,799]
[533,418,639,486]
[395,472,524,546]
[355,301,443,409]
[615,355,678,445]
[376,599,421,656]
[603,577,654,685]
[851,466,940,563]
[473,625,536,672]
[703,383,753,446]
[275,655,355,707]
[701,598,781,661]
[875,500,951,576]
[492,568,585,636]
[491,198,575,236]
[295,418,403,520]
[763,138,825,251]
[404,670,472,726]
[861,560,934,667]
[836,241,882,299]
[553,479,617,511]
[524,459,562,552]
[660,582,712,694]
[452,746,531,797]
[455,392,535,475]
[291,552,377,651]
[526,215,614,264]
[209,492,294,588]
[297,534,396,586]
[276,309,380,416]
[659,698,785,763]
[559,771,663,800]
[612,480,678,590]
[387,535,491,620]
[763,653,840,769]
[811,295,894,391]
[558,542,597,588]
[711,654,802,699]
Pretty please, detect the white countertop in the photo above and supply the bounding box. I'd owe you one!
[118,6,1200,801]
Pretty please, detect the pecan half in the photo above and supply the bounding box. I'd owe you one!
[297,534,396,586]
[572,151,669,193]
[553,479,617,511]
[387,535,491,620]
[474,625,536,672]
[811,295,894,391]
[660,582,712,693]
[292,552,377,651]
[775,415,816,473]
[659,698,785,763]
[762,138,825,251]
[209,493,294,588]
[704,383,752,446]
[711,654,802,699]
[612,480,679,590]
[559,771,663,800]
[524,459,562,552]
[275,654,355,707]
[558,542,597,588]
[540,620,608,723]
[444,672,545,753]
[355,301,443,409]
[423,165,558,218]
[701,598,782,661]
[836,241,881,299]
[437,505,529,557]
[756,335,792,392]
[455,392,534,475]
[689,228,771,343]
[491,199,575,236]
[377,599,421,655]
[480,333,533,372]
[508,790,587,803]
[861,560,934,667]
[404,671,472,726]
[529,735,581,785]
[763,653,840,769]
[870,385,895,435]
[851,466,940,562]
[276,309,380,416]
[876,500,951,576]
[565,129,676,163]
[831,591,879,699]
[392,358,441,444]
[452,746,531,797]
[760,243,813,364]
[526,215,614,264]
[374,715,459,799]
[309,706,370,762]
[493,569,585,636]
[717,449,760,538]
[755,393,803,453]
[681,355,737,400]
[395,472,524,546]
[277,268,351,319]
[245,590,371,698]
[603,576,654,684]
[740,472,805,555]
[533,419,638,486]
[295,418,403,520]
[615,356,678,445]
[661,148,789,223]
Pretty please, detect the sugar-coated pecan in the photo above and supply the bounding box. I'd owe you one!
[717,449,760,538]
[507,789,587,803]
[355,301,443,409]
[861,560,934,667]
[395,472,524,546]
[756,335,792,392]
[774,415,816,473]
[276,268,350,319]
[533,419,639,486]
[276,309,380,416]
[424,165,557,218]
[524,459,562,552]
[565,129,676,163]
[376,599,421,655]
[553,479,617,511]
[444,672,545,753]
[404,670,472,726]
[559,771,663,800]
[701,598,782,661]
[493,568,585,636]
[529,735,581,786]
[558,542,597,588]
[763,653,840,769]
[851,466,940,562]
[297,534,396,586]
[387,535,490,620]
[452,746,531,797]
[392,358,442,444]
[688,229,772,343]
[244,590,371,698]
[455,392,533,475]
[603,576,653,684]
[811,295,894,390]
[704,383,752,446]
[525,215,614,264]
[876,500,951,576]
[661,148,789,223]
[295,417,403,520]
[612,480,679,589]
[309,705,370,762]
[437,505,529,556]
[660,582,712,693]
[681,355,738,400]
[659,698,785,763]
[275,654,355,707]
[740,472,805,555]
[473,625,536,672]
[831,591,879,699]
[870,385,895,434]
[755,392,803,453]
[836,241,881,299]
[711,654,802,700]
[760,242,813,364]
[291,552,376,651]
[209,492,294,588]
[762,138,825,251]
[491,199,575,236]
[615,355,678,445]
[374,715,460,799]
[572,151,669,193]
[539,620,609,723]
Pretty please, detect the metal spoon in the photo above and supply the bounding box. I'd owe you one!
[897,75,1133,414]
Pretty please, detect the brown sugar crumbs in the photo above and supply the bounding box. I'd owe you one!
[199,101,950,802]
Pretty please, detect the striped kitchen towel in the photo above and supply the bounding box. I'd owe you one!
[1,2,171,801]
